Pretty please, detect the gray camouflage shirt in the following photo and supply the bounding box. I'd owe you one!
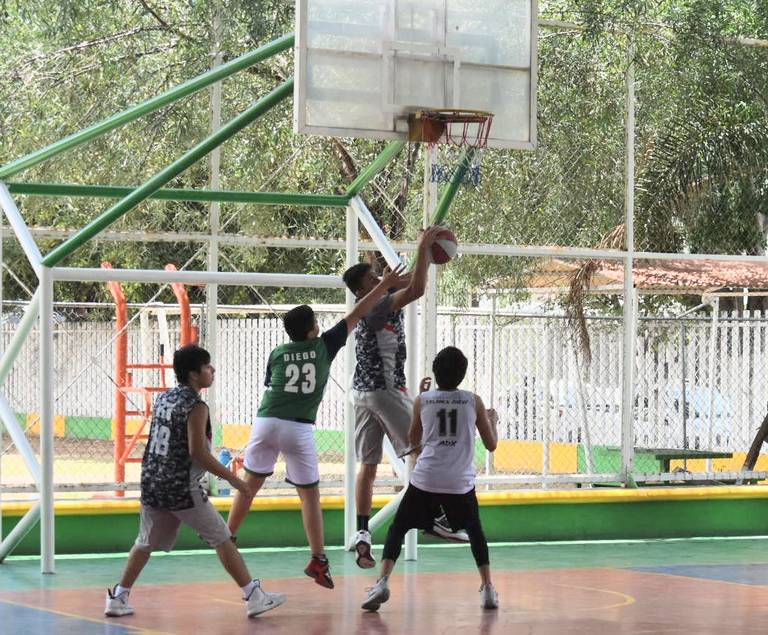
[140,385,210,510]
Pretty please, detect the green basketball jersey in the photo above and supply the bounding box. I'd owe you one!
[257,321,347,423]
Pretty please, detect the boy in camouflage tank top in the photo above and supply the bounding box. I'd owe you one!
[106,346,285,619]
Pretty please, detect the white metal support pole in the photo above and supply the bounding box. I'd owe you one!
[40,266,55,572]
[421,145,439,377]
[404,301,418,561]
[0,290,40,385]
[0,183,43,276]
[542,327,554,482]
[157,309,172,387]
[0,203,3,541]
[486,295,496,486]
[344,205,358,549]
[706,296,720,470]
[206,4,223,439]
[621,40,637,488]
[0,502,41,563]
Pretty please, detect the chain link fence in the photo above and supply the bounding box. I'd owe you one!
[4,291,766,500]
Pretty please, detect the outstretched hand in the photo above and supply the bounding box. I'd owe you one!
[417,225,443,252]
[380,263,408,289]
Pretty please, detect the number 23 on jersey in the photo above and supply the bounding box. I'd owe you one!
[284,362,316,394]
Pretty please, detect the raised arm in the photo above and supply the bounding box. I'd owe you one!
[389,226,442,313]
[474,395,498,452]
[343,264,407,333]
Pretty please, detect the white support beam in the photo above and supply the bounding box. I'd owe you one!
[343,203,357,550]
[51,266,344,288]
[39,266,54,573]
[0,184,42,276]
[348,196,403,268]
[621,40,637,488]
[0,394,42,486]
[0,502,41,563]
[0,290,40,385]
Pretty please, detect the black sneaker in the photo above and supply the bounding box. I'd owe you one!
[424,514,470,542]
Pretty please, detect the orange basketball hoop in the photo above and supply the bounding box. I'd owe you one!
[408,109,494,148]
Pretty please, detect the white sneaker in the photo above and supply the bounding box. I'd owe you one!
[480,583,498,609]
[428,514,470,542]
[361,577,390,611]
[354,530,376,569]
[246,579,287,617]
[104,585,134,617]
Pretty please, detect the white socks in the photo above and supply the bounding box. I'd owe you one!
[241,579,258,599]
[115,585,131,597]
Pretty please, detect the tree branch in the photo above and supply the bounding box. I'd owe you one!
[20,25,167,68]
[135,0,196,42]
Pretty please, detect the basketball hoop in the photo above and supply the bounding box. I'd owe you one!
[408,109,494,148]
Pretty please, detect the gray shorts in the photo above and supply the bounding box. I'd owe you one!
[353,388,413,464]
[135,488,231,552]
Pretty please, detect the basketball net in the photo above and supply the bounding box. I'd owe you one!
[429,145,484,187]
[408,109,493,188]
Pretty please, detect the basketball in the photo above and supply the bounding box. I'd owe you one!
[431,228,458,265]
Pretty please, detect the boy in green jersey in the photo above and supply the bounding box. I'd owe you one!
[227,265,406,589]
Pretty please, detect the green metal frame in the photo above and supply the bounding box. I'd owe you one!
[431,148,475,225]
[6,183,348,207]
[0,33,294,180]
[41,80,293,267]
[0,32,469,267]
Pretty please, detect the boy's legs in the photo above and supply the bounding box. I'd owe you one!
[175,489,287,614]
[227,471,267,537]
[106,505,181,617]
[296,484,324,556]
[441,490,498,609]
[118,545,152,588]
[228,416,278,536]
[275,419,333,589]
[361,484,431,611]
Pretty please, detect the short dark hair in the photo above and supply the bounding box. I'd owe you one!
[174,345,211,384]
[283,304,316,341]
[432,346,468,390]
[343,262,372,294]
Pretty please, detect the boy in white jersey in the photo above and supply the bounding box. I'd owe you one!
[360,346,500,612]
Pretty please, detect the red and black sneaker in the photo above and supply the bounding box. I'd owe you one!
[304,555,334,589]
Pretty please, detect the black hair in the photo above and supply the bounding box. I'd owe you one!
[283,304,316,341]
[432,346,468,390]
[174,345,211,385]
[342,262,373,294]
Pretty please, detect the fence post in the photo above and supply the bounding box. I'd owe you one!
[620,38,637,487]
[681,323,688,454]
[706,298,720,468]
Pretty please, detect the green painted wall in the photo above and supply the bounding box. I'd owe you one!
[65,415,112,440]
[578,445,662,473]
[4,497,768,556]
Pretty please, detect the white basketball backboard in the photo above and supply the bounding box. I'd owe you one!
[294,0,537,149]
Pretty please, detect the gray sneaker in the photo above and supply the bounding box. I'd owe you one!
[361,577,390,611]
[246,579,287,617]
[480,583,498,609]
[104,586,134,617]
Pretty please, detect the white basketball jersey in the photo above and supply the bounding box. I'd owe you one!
[410,389,477,495]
